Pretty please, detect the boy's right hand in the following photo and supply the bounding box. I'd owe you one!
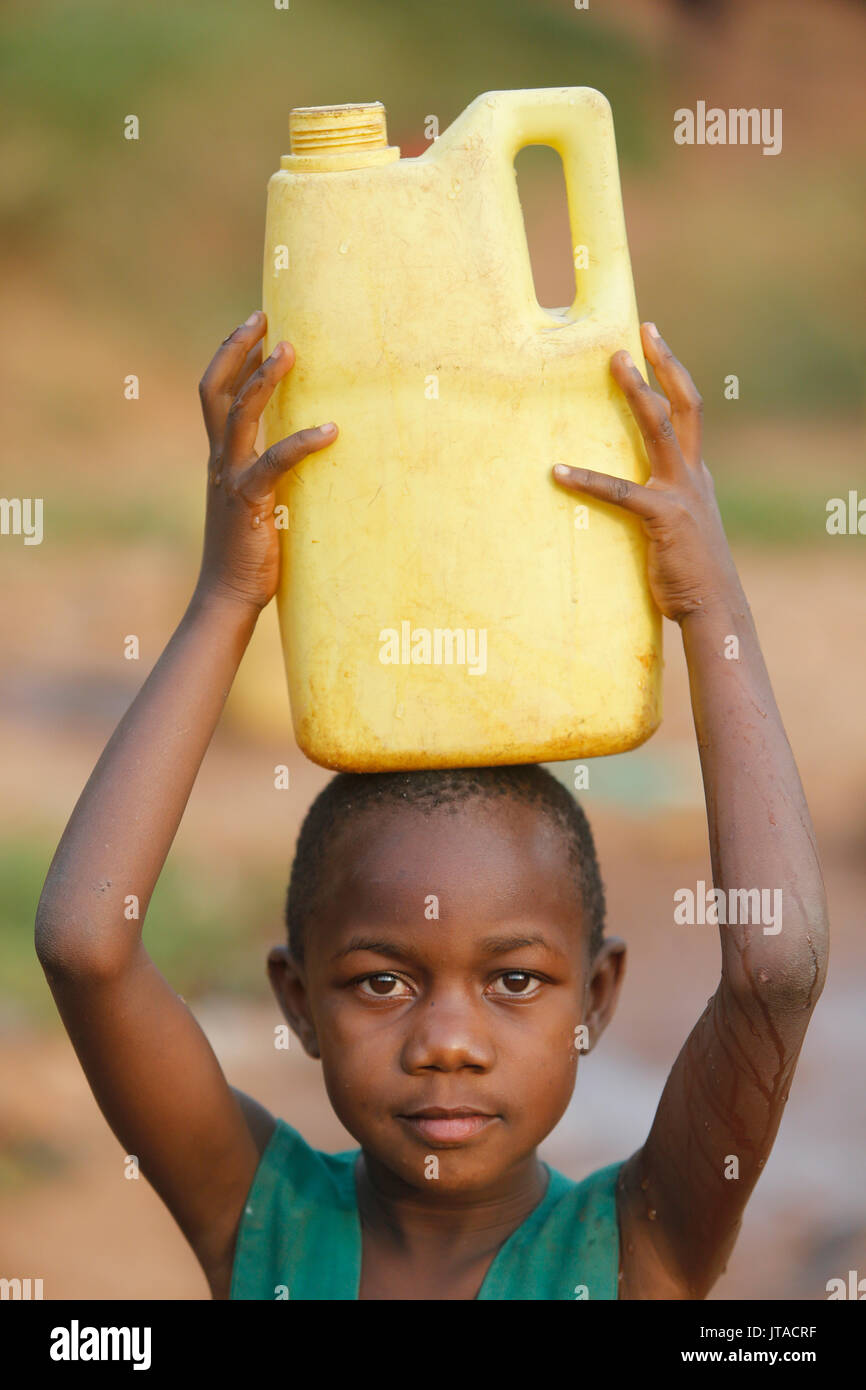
[195,310,339,613]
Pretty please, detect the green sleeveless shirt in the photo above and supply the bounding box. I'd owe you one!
[230,1118,623,1300]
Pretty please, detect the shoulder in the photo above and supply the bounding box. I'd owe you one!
[202,1092,279,1299]
[227,1114,361,1301]
[227,1097,359,1213]
[544,1154,624,1212]
[212,1097,360,1299]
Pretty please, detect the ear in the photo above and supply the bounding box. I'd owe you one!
[582,937,627,1052]
[267,945,321,1059]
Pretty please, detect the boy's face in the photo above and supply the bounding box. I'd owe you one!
[269,798,625,1199]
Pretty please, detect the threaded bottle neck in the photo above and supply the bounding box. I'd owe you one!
[282,102,400,171]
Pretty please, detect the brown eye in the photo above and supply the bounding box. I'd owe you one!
[489,972,541,998]
[359,973,411,998]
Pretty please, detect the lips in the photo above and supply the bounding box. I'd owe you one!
[399,1106,498,1144]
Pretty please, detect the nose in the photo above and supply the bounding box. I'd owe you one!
[400,989,496,1072]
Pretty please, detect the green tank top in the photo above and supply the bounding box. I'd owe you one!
[230,1118,623,1300]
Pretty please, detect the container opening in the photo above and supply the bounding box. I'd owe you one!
[513,144,578,315]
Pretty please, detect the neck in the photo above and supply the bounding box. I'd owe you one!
[354,1150,549,1260]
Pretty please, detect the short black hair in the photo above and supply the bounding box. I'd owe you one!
[284,765,606,967]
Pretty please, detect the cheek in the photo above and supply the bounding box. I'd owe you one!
[315,1001,396,1105]
[507,1000,583,1113]
[317,1038,397,1146]
[518,1044,581,1143]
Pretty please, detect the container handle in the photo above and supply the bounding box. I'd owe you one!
[477,87,635,327]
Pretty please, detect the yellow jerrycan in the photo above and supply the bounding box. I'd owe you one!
[256,87,661,771]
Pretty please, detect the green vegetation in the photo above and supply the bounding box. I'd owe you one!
[714,480,833,546]
[3,1,860,421]
[40,490,198,547]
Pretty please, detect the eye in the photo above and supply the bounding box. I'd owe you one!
[487,971,543,998]
[357,972,413,999]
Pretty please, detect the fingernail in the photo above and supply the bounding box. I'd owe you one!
[553,464,571,477]
[244,310,261,326]
[318,422,337,435]
[269,342,285,359]
[621,350,634,367]
[645,322,660,339]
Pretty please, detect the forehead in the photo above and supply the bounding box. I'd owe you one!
[315,797,584,945]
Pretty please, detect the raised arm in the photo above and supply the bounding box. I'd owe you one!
[553,323,829,1298]
[35,313,338,1295]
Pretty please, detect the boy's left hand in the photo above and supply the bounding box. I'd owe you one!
[553,322,739,623]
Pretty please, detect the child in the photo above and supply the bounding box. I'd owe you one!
[35,314,828,1300]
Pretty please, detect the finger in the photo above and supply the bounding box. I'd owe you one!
[229,340,264,397]
[552,463,662,520]
[204,342,266,451]
[243,423,339,502]
[222,341,297,466]
[640,323,703,466]
[198,311,267,446]
[610,349,684,480]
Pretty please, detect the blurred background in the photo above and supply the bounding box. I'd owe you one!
[1,0,864,1299]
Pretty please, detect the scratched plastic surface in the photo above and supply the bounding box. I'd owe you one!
[246,88,662,771]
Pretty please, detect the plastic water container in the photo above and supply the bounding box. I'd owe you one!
[253,87,661,771]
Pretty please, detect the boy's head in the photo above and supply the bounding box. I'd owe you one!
[269,765,626,1195]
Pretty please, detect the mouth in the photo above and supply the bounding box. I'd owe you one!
[398,1106,499,1145]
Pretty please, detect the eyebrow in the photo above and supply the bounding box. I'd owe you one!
[331,932,560,963]
[479,933,559,957]
[331,936,412,963]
